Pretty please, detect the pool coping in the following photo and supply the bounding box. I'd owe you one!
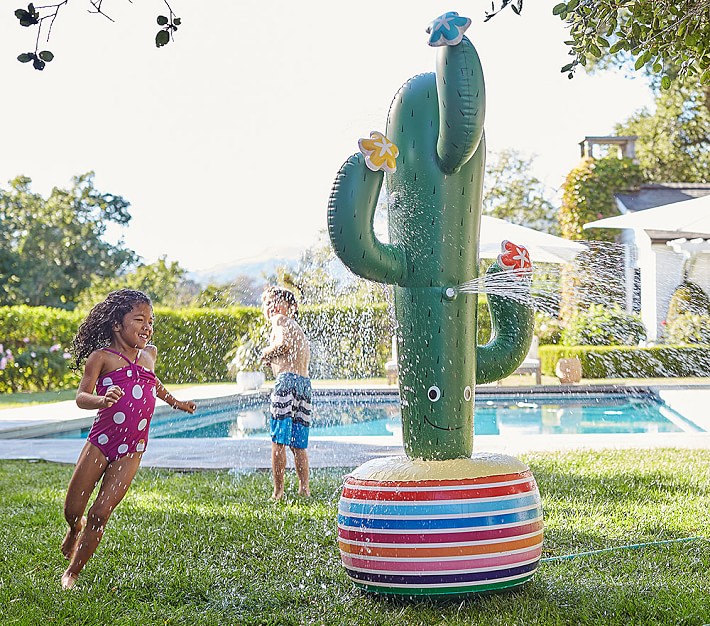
[1,383,709,469]
[0,384,670,440]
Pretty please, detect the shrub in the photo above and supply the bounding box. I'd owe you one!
[561,304,646,346]
[664,313,710,345]
[539,344,710,378]
[535,313,563,345]
[225,321,271,378]
[152,307,260,384]
[666,281,710,323]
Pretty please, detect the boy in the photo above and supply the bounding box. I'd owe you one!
[260,287,312,500]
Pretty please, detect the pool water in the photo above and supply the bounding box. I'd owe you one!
[47,391,697,441]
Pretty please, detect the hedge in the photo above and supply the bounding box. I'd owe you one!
[0,298,495,392]
[539,344,710,378]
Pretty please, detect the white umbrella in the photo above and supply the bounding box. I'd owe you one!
[479,215,585,264]
[584,193,710,236]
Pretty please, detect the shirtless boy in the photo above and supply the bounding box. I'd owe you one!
[260,287,312,500]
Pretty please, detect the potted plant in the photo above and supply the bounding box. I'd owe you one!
[226,333,266,392]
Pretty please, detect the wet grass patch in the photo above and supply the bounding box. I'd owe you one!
[0,449,708,625]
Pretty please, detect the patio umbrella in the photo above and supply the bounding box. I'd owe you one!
[479,215,585,263]
[583,193,710,236]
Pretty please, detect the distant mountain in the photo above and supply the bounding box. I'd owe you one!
[187,246,302,286]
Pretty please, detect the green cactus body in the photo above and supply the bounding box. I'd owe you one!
[328,36,533,460]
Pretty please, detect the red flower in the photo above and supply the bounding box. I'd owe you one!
[497,240,532,276]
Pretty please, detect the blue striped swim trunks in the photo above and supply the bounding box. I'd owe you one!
[270,372,312,449]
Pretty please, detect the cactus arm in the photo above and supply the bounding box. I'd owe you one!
[476,264,535,385]
[436,37,485,175]
[327,154,407,285]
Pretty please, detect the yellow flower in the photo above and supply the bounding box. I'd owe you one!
[358,131,399,173]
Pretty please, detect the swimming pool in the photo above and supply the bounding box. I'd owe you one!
[43,387,702,441]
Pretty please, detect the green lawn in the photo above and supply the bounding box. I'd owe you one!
[0,389,76,409]
[1,449,708,625]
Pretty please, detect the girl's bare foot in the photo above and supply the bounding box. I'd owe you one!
[61,516,86,560]
[271,490,284,502]
[61,570,78,590]
[298,488,310,497]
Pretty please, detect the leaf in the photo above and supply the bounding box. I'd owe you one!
[38,50,53,62]
[32,57,45,71]
[566,0,579,9]
[661,75,671,89]
[552,3,567,16]
[173,17,181,26]
[589,43,601,57]
[701,69,710,84]
[511,4,520,14]
[17,52,33,63]
[15,8,38,26]
[634,55,646,70]
[652,62,662,73]
[561,62,575,72]
[609,41,625,54]
[155,30,170,47]
[157,15,168,25]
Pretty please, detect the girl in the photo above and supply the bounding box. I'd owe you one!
[60,289,196,590]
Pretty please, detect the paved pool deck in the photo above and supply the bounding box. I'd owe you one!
[1,381,709,471]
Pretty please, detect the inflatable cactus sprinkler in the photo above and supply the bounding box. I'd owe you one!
[327,13,543,596]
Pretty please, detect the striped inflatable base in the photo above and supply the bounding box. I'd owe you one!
[337,454,543,596]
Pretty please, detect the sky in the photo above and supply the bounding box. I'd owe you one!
[0,1,655,272]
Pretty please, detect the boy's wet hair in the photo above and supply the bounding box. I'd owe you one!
[263,286,298,316]
[71,289,152,369]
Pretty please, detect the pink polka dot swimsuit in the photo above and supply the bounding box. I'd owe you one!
[87,348,157,462]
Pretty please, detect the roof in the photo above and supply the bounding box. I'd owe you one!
[616,183,710,213]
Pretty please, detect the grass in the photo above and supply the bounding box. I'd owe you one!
[0,450,708,625]
[0,389,76,410]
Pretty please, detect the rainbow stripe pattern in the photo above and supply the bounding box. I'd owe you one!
[338,468,543,595]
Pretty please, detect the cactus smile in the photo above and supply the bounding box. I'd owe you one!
[423,415,463,431]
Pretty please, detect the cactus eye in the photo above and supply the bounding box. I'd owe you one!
[463,386,472,402]
[427,385,442,402]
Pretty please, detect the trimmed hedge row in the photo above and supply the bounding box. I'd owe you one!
[29,301,710,390]
[539,344,710,378]
[0,300,497,392]
[0,306,83,392]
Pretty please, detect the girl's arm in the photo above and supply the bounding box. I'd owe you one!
[155,378,196,414]
[75,351,123,410]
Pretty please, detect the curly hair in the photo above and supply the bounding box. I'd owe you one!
[71,289,152,369]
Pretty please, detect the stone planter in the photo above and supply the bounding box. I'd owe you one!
[236,371,265,392]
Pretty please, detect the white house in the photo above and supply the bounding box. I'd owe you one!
[580,135,710,341]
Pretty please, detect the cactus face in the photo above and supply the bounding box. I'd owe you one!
[328,31,533,461]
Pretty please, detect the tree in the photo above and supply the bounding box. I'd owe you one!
[0,173,138,308]
[13,1,181,70]
[489,1,710,88]
[559,156,645,241]
[615,80,710,182]
[75,256,199,309]
[194,275,264,308]
[482,149,559,234]
[267,233,389,307]
[558,155,645,321]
